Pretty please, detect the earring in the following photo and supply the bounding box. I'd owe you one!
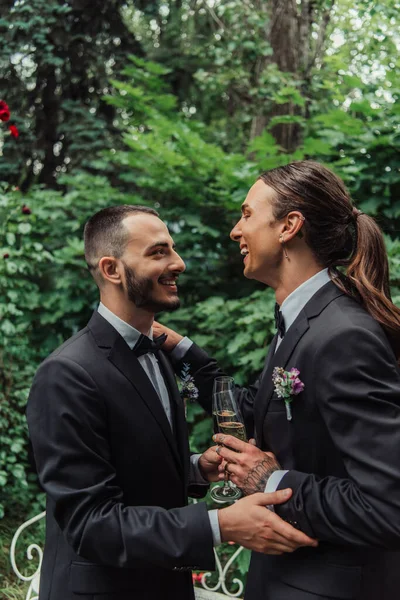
[280,234,289,260]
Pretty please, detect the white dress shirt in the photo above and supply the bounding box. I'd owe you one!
[97,303,221,545]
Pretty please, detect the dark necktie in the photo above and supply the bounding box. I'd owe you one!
[274,303,286,338]
[133,333,168,357]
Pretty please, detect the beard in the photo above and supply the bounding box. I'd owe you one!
[123,262,181,313]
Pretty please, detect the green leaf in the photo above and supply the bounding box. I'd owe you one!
[18,222,32,234]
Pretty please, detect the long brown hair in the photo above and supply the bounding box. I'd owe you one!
[259,160,400,358]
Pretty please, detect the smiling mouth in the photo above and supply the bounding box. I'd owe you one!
[240,247,249,263]
[158,276,178,290]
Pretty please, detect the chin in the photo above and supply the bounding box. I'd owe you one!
[243,266,254,280]
[149,296,181,313]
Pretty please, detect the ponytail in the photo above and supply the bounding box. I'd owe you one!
[333,210,400,359]
[258,160,400,360]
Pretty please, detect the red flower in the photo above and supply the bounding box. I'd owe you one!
[0,100,10,122]
[3,253,10,259]
[22,204,31,215]
[192,572,205,583]
[9,124,19,138]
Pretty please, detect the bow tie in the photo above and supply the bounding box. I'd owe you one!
[274,303,286,338]
[133,333,168,357]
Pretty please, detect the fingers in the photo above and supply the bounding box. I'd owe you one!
[152,321,183,349]
[249,438,257,446]
[268,512,318,547]
[213,434,248,453]
[251,490,292,505]
[215,445,242,465]
[205,446,223,463]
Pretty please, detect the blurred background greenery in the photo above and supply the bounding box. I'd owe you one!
[1,0,399,595]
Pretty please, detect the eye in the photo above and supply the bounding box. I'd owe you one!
[242,213,250,220]
[150,248,167,257]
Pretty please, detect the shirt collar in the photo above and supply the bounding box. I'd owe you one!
[97,302,152,350]
[280,268,331,332]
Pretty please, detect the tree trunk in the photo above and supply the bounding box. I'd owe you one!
[251,0,334,152]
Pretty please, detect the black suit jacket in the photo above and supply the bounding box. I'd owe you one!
[176,282,400,600]
[26,311,215,600]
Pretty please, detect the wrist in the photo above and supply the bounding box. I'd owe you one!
[217,508,233,543]
[198,454,208,480]
[166,333,184,351]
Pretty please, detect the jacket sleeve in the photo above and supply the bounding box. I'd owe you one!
[276,326,400,550]
[26,356,215,570]
[173,342,261,439]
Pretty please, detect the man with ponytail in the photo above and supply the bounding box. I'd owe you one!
[156,160,400,600]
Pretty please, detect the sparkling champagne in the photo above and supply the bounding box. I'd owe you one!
[218,421,247,442]
[215,409,235,434]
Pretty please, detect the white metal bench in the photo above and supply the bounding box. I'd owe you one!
[10,510,45,600]
[10,511,244,599]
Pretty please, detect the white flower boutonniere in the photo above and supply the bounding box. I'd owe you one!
[272,366,305,421]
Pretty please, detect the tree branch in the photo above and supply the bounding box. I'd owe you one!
[306,0,335,74]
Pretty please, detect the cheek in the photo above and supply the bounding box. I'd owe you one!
[252,231,277,261]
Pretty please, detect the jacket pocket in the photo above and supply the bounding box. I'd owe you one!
[278,559,362,599]
[69,561,137,594]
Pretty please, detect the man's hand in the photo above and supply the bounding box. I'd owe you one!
[213,434,281,495]
[198,446,223,482]
[153,321,183,351]
[218,490,318,555]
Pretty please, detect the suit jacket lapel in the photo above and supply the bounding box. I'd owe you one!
[254,281,345,445]
[157,352,189,480]
[88,312,183,473]
[254,316,309,445]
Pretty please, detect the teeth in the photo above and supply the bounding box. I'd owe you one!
[160,280,176,285]
[241,248,249,256]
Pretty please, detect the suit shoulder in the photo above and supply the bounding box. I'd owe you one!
[39,326,96,371]
[321,294,386,338]
[311,294,398,366]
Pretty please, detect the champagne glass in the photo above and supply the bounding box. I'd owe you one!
[212,376,234,433]
[213,376,234,395]
[210,388,247,504]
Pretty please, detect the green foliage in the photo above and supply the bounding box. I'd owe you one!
[0,0,143,187]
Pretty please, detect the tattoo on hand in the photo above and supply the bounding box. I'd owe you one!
[242,455,281,496]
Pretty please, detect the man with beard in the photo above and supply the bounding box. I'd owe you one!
[26,205,316,600]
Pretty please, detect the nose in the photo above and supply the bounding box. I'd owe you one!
[230,220,242,242]
[171,250,186,273]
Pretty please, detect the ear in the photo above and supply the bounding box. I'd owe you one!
[98,256,123,286]
[281,212,305,242]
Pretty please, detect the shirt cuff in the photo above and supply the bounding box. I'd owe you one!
[264,470,289,512]
[208,509,222,546]
[170,336,193,361]
[189,454,209,484]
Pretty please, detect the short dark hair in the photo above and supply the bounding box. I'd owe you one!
[84,205,159,284]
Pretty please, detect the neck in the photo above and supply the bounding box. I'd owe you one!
[100,292,154,334]
[272,256,324,306]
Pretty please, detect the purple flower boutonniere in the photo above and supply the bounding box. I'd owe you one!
[179,363,199,416]
[272,367,305,421]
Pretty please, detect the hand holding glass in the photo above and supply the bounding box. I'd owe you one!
[210,381,247,503]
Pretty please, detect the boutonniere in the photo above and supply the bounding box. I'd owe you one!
[179,363,199,416]
[272,367,305,421]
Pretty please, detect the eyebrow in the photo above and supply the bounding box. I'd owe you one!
[146,241,176,252]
